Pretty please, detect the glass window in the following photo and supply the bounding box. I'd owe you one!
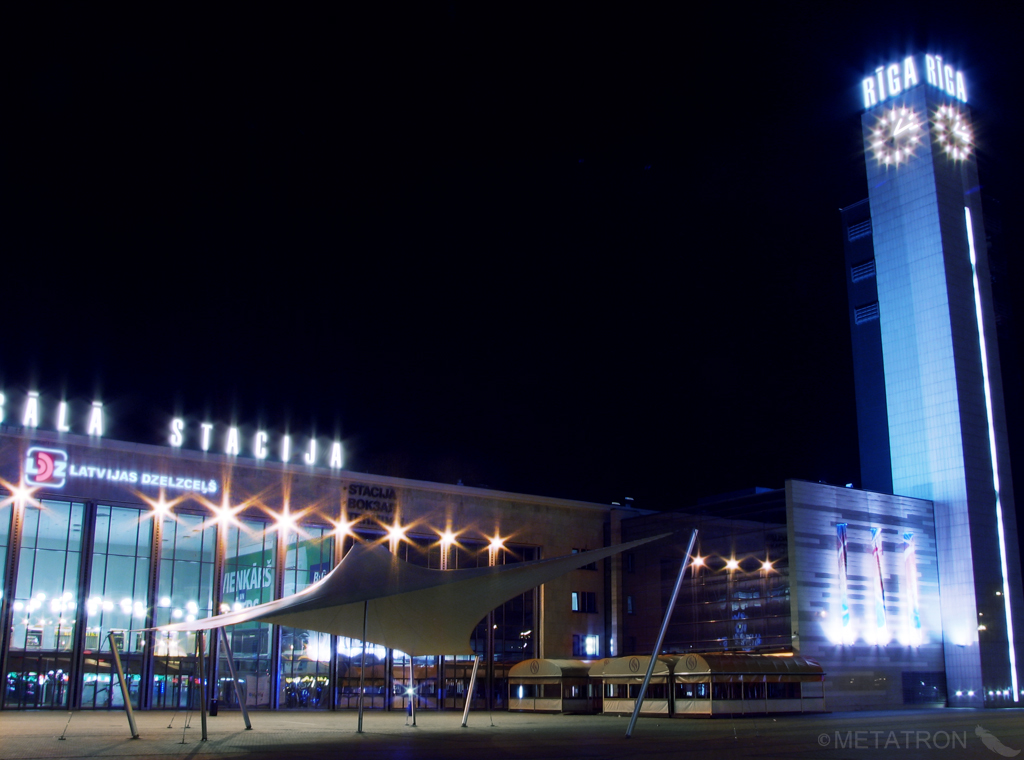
[675,681,710,699]
[221,517,276,709]
[278,526,333,709]
[85,506,152,654]
[629,682,666,699]
[151,512,217,709]
[335,635,388,710]
[571,633,600,657]
[0,495,11,618]
[80,505,152,710]
[767,682,801,699]
[10,500,85,652]
[6,499,85,709]
[572,591,596,613]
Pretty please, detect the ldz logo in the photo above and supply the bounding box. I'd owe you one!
[24,447,68,488]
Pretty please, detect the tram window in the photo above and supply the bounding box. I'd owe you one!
[743,682,765,700]
[766,682,801,699]
[606,683,628,699]
[712,683,742,700]
[628,683,666,699]
[514,684,537,698]
[675,682,710,699]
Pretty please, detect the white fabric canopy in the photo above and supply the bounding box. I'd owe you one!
[157,535,665,655]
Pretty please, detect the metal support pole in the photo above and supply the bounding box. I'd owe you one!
[107,631,139,739]
[218,627,252,730]
[461,655,480,728]
[409,656,417,726]
[197,631,208,741]
[626,529,697,739]
[357,600,368,733]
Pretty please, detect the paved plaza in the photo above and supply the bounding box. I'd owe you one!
[1,708,1024,760]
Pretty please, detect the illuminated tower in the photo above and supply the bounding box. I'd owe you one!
[843,53,1023,706]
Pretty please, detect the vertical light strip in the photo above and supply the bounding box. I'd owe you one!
[966,206,1019,701]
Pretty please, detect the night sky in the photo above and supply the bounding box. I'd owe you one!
[5,3,1024,516]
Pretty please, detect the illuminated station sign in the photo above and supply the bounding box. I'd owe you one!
[0,390,344,469]
[862,53,967,109]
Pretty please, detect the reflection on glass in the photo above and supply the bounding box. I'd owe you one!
[278,526,333,709]
[221,518,276,709]
[79,505,152,710]
[86,506,152,653]
[10,501,84,652]
[151,512,216,709]
[0,497,11,618]
[7,500,84,709]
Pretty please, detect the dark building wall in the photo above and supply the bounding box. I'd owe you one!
[841,199,893,493]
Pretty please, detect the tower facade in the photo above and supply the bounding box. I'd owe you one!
[845,53,1024,706]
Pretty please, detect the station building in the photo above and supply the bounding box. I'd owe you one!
[0,421,617,712]
[0,413,1000,715]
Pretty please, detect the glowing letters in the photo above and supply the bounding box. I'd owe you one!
[87,402,104,436]
[1,388,345,470]
[57,401,71,432]
[862,53,966,109]
[23,391,39,428]
[170,418,184,446]
[165,420,342,468]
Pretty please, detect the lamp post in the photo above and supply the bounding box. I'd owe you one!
[386,521,415,726]
[486,535,504,711]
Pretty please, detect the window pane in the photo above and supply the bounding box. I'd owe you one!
[152,512,217,709]
[221,517,276,709]
[278,527,333,709]
[0,497,11,610]
[80,505,152,710]
[6,500,85,709]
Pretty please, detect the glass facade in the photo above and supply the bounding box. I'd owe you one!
[152,512,217,709]
[0,499,10,648]
[0,489,543,712]
[6,500,85,708]
[278,527,333,709]
[221,517,277,709]
[81,505,153,708]
[622,514,791,656]
[671,552,790,652]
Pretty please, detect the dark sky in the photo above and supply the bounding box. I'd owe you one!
[4,3,1024,511]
